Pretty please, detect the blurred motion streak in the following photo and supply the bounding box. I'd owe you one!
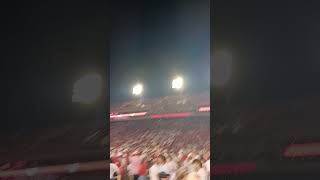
[0,160,108,177]
[198,106,210,112]
[150,112,192,119]
[283,143,320,157]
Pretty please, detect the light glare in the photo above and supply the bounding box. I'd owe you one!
[172,77,184,90]
[132,84,143,95]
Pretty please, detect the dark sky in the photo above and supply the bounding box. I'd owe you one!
[213,0,320,107]
[4,0,320,132]
[5,1,108,133]
[110,0,210,103]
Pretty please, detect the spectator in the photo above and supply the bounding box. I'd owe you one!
[128,151,142,180]
[166,155,178,180]
[110,163,121,180]
[187,159,208,180]
[138,158,148,180]
[158,155,170,179]
[149,157,160,180]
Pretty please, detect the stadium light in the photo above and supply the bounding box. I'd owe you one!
[132,83,143,96]
[172,76,184,90]
[72,73,102,104]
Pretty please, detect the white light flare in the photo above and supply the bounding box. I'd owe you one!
[132,84,143,96]
[172,76,184,90]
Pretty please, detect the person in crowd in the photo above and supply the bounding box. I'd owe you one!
[166,155,177,180]
[110,163,121,180]
[187,159,208,180]
[186,173,200,180]
[118,158,128,180]
[138,157,149,180]
[176,168,189,180]
[157,155,171,180]
[204,152,210,179]
[149,157,160,180]
[128,150,142,180]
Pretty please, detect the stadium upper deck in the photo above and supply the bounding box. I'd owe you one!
[110,91,210,121]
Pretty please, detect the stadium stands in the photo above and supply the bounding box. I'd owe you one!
[110,117,210,152]
[110,92,210,180]
[110,91,210,115]
[1,92,210,179]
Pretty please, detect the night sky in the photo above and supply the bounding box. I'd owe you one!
[5,1,108,133]
[110,0,210,103]
[4,0,320,135]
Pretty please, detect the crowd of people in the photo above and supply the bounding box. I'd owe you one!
[110,150,210,180]
[110,117,210,180]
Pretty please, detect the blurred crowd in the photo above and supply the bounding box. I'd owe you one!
[110,118,210,180]
[111,92,210,115]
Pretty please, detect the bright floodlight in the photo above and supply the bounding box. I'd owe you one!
[132,84,143,96]
[172,76,184,90]
[72,73,102,104]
